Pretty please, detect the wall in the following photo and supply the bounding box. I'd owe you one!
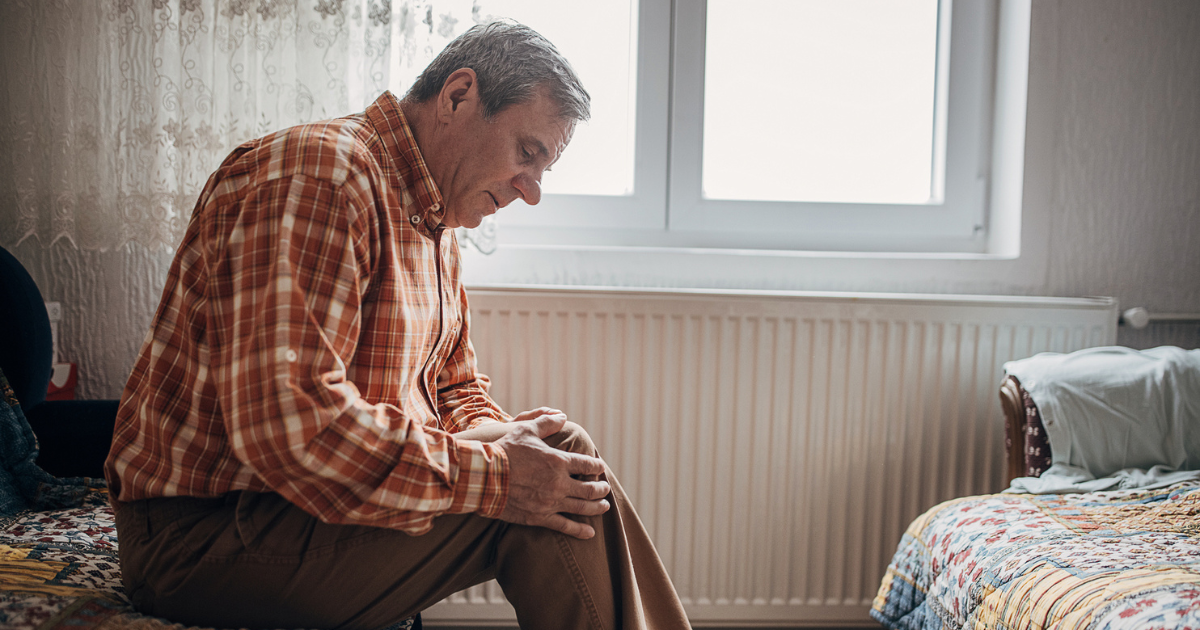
[8,240,174,400]
[1043,0,1200,331]
[6,0,1200,399]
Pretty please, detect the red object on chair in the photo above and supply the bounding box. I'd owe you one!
[45,362,77,401]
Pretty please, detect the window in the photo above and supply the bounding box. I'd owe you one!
[397,0,1031,256]
[701,1,942,206]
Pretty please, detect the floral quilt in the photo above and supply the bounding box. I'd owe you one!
[872,481,1200,630]
[0,488,152,630]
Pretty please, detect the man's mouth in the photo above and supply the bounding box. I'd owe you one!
[487,192,499,212]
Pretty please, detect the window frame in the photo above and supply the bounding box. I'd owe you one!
[462,0,1038,294]
[668,0,993,253]
[494,0,1025,257]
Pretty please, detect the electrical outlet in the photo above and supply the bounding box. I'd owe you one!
[45,301,62,364]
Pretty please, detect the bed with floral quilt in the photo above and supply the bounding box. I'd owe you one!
[0,487,140,630]
[872,480,1200,630]
[872,347,1200,630]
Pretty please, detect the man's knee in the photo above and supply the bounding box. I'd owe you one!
[542,420,598,457]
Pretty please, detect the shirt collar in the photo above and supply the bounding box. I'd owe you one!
[364,91,446,229]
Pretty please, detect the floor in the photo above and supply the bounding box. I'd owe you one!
[422,619,883,624]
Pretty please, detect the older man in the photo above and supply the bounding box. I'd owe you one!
[105,21,689,630]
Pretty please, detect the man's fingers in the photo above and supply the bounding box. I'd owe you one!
[513,406,562,422]
[536,513,596,540]
[564,497,610,517]
[563,451,606,478]
[529,412,568,439]
[565,478,611,501]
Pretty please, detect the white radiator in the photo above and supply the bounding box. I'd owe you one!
[422,287,1118,627]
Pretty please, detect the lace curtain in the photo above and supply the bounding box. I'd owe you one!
[0,0,498,254]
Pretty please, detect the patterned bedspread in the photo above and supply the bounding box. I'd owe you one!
[0,488,154,630]
[872,481,1200,630]
[0,489,418,630]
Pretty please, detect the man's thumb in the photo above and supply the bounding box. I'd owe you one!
[532,412,568,438]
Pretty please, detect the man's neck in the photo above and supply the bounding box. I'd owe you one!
[398,98,446,192]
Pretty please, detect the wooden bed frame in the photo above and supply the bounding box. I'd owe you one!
[1000,374,1031,485]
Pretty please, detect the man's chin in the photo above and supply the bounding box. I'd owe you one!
[440,208,487,230]
[462,209,496,230]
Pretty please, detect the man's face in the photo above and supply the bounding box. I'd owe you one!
[435,87,574,230]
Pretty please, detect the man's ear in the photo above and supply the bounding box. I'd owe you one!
[437,68,479,123]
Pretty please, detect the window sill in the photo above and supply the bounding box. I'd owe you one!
[460,238,1046,296]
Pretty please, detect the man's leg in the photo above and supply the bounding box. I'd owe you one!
[115,423,689,630]
[496,422,690,630]
[116,491,506,629]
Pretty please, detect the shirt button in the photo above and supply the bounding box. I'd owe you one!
[285,349,298,362]
[431,203,440,212]
[410,215,421,225]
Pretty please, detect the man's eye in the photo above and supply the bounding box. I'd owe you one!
[520,147,532,160]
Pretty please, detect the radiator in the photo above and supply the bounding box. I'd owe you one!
[422,287,1118,627]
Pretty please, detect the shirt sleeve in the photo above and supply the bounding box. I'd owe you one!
[210,172,507,535]
[436,281,513,433]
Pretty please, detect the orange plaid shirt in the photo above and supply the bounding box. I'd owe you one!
[105,92,511,534]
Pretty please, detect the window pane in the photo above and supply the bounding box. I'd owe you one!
[702,0,939,204]
[391,1,638,197]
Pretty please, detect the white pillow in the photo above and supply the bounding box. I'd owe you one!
[1003,346,1200,479]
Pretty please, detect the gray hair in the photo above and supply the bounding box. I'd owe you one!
[404,20,590,123]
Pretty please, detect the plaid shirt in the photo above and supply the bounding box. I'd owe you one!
[105,92,511,534]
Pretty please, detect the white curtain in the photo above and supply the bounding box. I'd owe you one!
[0,0,499,254]
[0,0,503,399]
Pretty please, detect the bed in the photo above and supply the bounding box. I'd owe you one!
[871,346,1200,630]
[0,488,134,629]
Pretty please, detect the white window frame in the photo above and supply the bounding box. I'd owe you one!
[465,0,1038,293]
[497,0,1010,252]
[668,0,990,253]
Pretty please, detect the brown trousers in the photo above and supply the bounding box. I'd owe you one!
[113,423,691,630]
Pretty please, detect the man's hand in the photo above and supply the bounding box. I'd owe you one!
[493,412,611,539]
[453,407,563,443]
[511,406,564,423]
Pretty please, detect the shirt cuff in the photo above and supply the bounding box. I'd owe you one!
[448,439,508,519]
[448,407,512,432]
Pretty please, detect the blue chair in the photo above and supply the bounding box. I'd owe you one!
[0,246,116,478]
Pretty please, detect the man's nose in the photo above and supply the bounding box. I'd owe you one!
[513,171,542,206]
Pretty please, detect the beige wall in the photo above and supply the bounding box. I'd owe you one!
[1038,0,1200,349]
[1043,0,1200,315]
